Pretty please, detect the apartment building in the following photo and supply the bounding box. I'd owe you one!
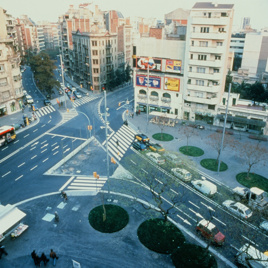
[0,7,23,116]
[118,24,132,69]
[229,33,245,71]
[183,2,234,123]
[39,22,60,49]
[70,28,118,91]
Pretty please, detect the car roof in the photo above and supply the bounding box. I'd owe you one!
[198,219,216,230]
[234,202,250,211]
[172,168,190,174]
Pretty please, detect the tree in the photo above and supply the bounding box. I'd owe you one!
[107,67,116,90]
[224,70,233,92]
[115,69,123,86]
[125,64,132,82]
[178,125,198,151]
[236,141,267,178]
[245,82,266,104]
[29,52,59,94]
[207,132,234,163]
[156,114,169,140]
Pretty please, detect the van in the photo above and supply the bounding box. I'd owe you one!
[236,244,268,268]
[171,168,192,182]
[191,179,217,196]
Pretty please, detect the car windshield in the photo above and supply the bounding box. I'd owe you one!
[186,173,191,178]
[245,209,251,215]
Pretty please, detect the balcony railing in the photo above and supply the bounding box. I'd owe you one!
[161,97,171,103]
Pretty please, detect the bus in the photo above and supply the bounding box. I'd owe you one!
[0,125,16,147]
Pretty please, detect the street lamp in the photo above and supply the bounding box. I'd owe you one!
[59,54,67,109]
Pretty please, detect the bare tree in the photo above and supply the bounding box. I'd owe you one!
[236,141,268,178]
[207,132,234,163]
[156,114,169,141]
[178,125,198,151]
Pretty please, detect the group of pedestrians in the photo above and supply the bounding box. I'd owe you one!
[31,249,58,266]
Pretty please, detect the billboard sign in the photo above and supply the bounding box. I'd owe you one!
[164,77,180,92]
[136,75,161,89]
[136,57,162,71]
[165,60,182,73]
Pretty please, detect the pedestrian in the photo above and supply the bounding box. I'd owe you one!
[138,109,141,115]
[54,211,59,222]
[116,140,119,146]
[0,245,8,259]
[136,110,138,116]
[50,249,59,266]
[61,191,68,202]
[132,113,134,119]
[31,250,40,267]
[40,252,49,266]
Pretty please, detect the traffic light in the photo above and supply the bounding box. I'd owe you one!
[88,125,92,130]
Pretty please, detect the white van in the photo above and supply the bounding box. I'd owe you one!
[171,168,192,182]
[191,179,217,196]
[236,244,268,268]
[25,95,34,104]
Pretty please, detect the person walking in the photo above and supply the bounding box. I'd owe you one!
[0,245,8,259]
[54,211,59,222]
[31,250,40,267]
[50,249,58,266]
[40,252,49,266]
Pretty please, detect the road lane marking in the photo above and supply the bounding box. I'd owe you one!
[59,176,75,191]
[33,129,38,132]
[41,144,48,149]
[2,171,11,177]
[24,134,29,138]
[189,201,200,209]
[15,175,23,181]
[61,137,66,140]
[189,208,203,219]
[130,160,136,165]
[41,124,46,127]
[1,147,8,151]
[18,162,25,167]
[155,178,163,184]
[41,149,47,153]
[201,202,215,212]
[30,165,38,171]
[30,146,36,151]
[53,151,59,155]
[212,216,226,226]
[52,146,59,151]
[41,140,47,144]
[63,145,68,149]
[43,158,49,162]
[141,168,148,174]
[51,142,57,147]
[31,155,37,159]
[171,189,178,195]
[242,235,258,246]
[14,140,19,144]
[63,148,70,154]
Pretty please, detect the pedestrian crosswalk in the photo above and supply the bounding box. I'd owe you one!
[72,95,100,108]
[61,108,78,124]
[102,125,136,161]
[67,176,107,192]
[35,106,56,117]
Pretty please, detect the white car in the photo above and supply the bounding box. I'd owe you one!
[25,95,34,104]
[191,179,217,196]
[171,168,192,182]
[74,91,82,99]
[222,200,253,219]
[146,152,165,165]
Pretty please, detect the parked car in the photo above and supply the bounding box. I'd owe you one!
[196,219,225,246]
[165,152,182,165]
[135,134,149,143]
[171,168,192,182]
[25,95,34,104]
[148,142,165,152]
[46,94,51,99]
[146,152,165,165]
[67,91,75,100]
[132,141,147,151]
[23,90,27,96]
[74,91,82,99]
[191,178,217,196]
[222,200,253,219]
[44,99,51,106]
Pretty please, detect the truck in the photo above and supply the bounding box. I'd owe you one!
[236,244,268,268]
[232,187,268,213]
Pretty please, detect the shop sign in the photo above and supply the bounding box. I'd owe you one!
[164,77,180,91]
[136,75,161,89]
[136,57,162,71]
[165,60,182,73]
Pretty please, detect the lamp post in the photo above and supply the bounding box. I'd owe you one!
[76,111,91,138]
[104,90,110,195]
[59,54,67,109]
[146,58,150,124]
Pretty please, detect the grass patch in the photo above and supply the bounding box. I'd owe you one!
[152,133,174,142]
[236,172,268,192]
[88,204,129,233]
[179,146,204,157]
[200,159,228,172]
[171,243,217,268]
[137,218,185,254]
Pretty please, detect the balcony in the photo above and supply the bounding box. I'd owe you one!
[138,94,147,99]
[191,16,229,25]
[186,83,221,93]
[161,97,171,103]
[188,59,222,68]
[190,32,226,40]
[188,71,221,81]
[184,95,218,105]
[149,96,159,101]
[190,45,225,54]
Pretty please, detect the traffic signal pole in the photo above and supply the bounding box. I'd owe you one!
[104,90,110,195]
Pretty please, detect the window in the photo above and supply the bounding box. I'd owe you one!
[196,80,204,86]
[196,92,203,98]
[208,105,215,110]
[92,50,98,55]
[219,28,225,32]
[199,41,208,47]
[201,27,209,33]
[215,55,221,60]
[217,42,223,46]
[192,41,194,46]
[13,75,21,82]
[189,67,192,72]
[93,68,99,74]
[94,77,99,82]
[92,41,97,46]
[93,59,98,64]
[0,78,8,87]
[197,67,205,73]
[221,12,227,17]
[0,50,2,57]
[188,79,191,84]
[0,65,4,72]
[198,55,207,61]
[193,27,195,32]
[213,68,219,73]
[190,54,193,59]
[223,98,226,105]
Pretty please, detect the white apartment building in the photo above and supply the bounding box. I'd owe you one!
[183,2,234,123]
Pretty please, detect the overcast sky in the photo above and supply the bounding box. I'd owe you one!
[1,0,267,31]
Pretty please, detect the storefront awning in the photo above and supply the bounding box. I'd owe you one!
[216,115,266,127]
[150,111,178,119]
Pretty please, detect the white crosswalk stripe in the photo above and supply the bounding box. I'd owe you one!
[35,106,56,118]
[67,176,107,192]
[102,125,136,161]
[61,108,78,123]
[73,95,100,108]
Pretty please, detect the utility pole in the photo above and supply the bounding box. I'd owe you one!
[146,58,150,123]
[104,90,110,195]
[59,54,67,109]
[217,83,231,173]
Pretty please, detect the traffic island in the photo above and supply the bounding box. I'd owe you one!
[200,159,228,172]
[152,133,174,142]
[137,218,185,254]
[236,172,268,192]
[88,204,129,233]
[171,243,217,268]
[179,146,204,157]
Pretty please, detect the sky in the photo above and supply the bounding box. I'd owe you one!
[1,0,267,31]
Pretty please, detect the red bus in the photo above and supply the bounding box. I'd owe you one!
[0,125,16,147]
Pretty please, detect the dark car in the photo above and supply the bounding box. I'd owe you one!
[148,142,165,152]
[44,99,51,106]
[135,134,149,143]
[46,94,51,99]
[67,91,75,100]
[132,141,147,151]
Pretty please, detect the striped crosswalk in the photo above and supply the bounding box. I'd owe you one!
[61,108,78,124]
[35,106,56,117]
[73,95,100,108]
[102,125,136,161]
[67,176,107,192]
